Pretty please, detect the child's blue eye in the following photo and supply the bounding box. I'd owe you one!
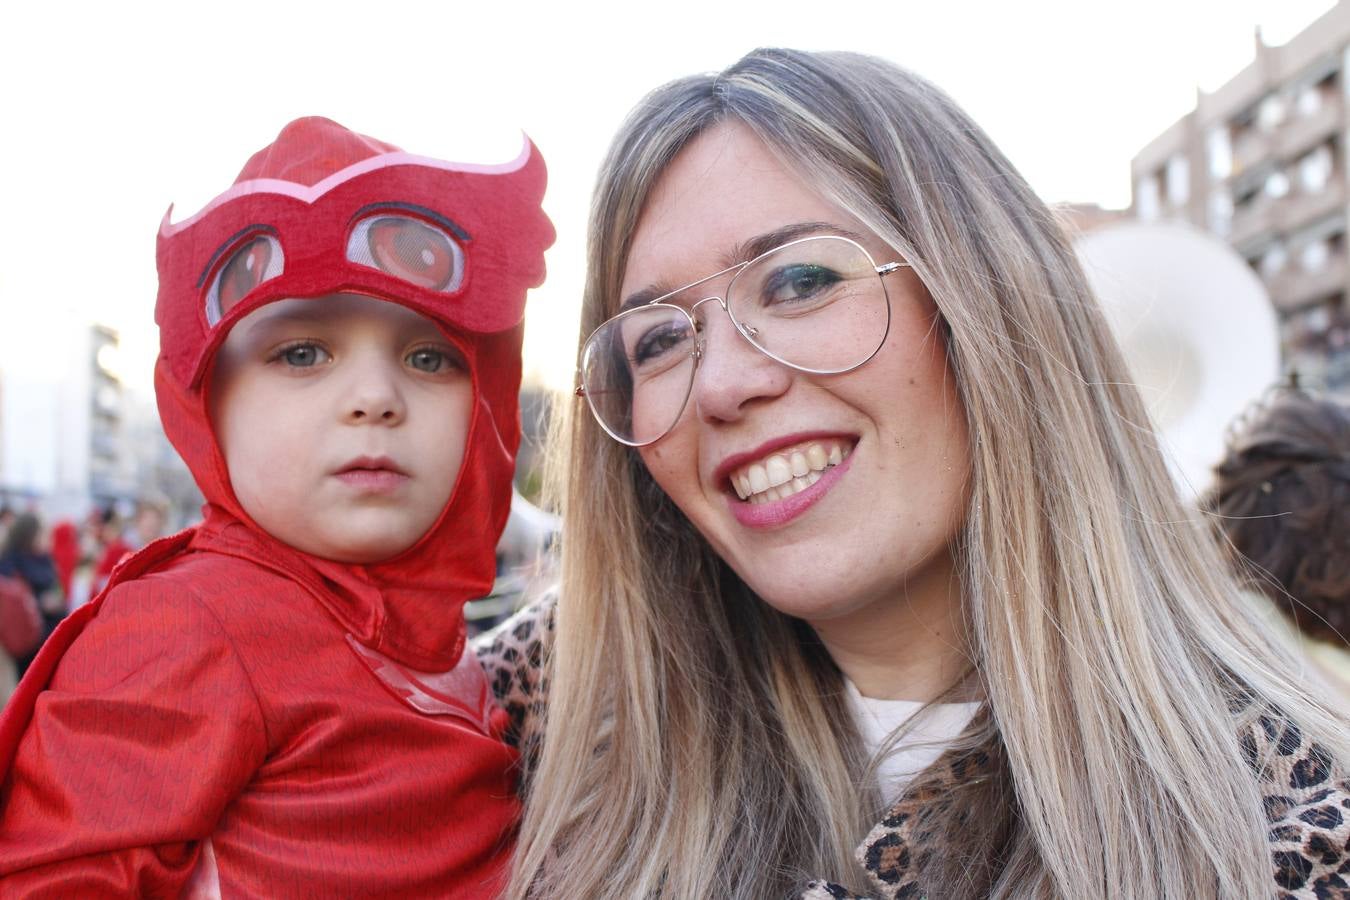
[407,348,453,373]
[281,344,328,367]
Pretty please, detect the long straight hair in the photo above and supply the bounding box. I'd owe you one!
[511,48,1348,899]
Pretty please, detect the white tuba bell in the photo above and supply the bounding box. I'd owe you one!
[1074,221,1280,499]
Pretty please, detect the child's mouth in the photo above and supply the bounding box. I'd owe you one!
[335,456,409,492]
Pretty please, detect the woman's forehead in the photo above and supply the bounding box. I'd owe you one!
[619,126,868,299]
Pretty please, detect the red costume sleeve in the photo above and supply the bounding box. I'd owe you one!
[0,575,268,896]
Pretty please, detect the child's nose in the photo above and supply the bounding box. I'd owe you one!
[344,360,406,425]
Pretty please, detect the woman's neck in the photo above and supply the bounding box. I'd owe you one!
[808,550,971,703]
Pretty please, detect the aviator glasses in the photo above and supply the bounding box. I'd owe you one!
[577,234,907,446]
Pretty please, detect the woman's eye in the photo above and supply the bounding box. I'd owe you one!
[406,347,460,373]
[632,321,693,366]
[762,264,841,305]
[280,344,329,367]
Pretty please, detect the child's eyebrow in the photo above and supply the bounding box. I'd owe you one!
[232,301,446,345]
[226,306,334,350]
[238,305,330,333]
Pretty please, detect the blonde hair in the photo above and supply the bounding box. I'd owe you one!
[511,48,1347,899]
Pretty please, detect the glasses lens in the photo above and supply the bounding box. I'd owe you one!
[728,236,890,373]
[581,304,698,445]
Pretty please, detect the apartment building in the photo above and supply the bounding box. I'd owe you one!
[1131,2,1350,393]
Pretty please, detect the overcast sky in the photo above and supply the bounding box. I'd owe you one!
[0,0,1337,396]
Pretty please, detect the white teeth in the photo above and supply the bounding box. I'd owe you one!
[748,465,769,493]
[728,440,853,505]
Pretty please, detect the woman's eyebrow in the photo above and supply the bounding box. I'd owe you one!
[618,285,672,313]
[723,221,858,266]
[619,221,865,313]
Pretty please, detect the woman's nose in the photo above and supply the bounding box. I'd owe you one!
[690,302,792,425]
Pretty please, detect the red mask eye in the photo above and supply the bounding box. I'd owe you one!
[205,234,285,325]
[347,214,464,293]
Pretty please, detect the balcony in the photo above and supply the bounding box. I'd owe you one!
[1275,177,1347,233]
[1229,196,1277,249]
[1276,101,1344,161]
[1227,177,1346,251]
[1266,252,1348,313]
[1232,131,1274,177]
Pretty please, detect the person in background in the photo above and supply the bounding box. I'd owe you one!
[89,506,132,594]
[1209,385,1350,689]
[0,506,15,549]
[0,513,63,678]
[48,521,79,605]
[131,497,170,548]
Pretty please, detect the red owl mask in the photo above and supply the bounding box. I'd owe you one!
[153,117,554,669]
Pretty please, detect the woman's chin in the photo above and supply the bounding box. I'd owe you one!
[748,578,880,625]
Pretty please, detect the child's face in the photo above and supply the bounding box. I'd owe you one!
[209,294,473,563]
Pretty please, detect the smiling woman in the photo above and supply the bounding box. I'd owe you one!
[478,48,1350,899]
[616,126,968,643]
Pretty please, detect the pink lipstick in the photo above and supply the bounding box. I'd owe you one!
[727,441,856,528]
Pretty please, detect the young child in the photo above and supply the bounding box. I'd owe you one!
[0,117,553,896]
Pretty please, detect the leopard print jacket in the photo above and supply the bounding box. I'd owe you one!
[475,600,1350,899]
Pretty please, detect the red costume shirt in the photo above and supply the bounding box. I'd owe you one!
[0,118,554,897]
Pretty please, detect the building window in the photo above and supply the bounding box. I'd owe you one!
[1264,169,1291,199]
[1302,303,1332,337]
[1166,155,1190,206]
[1136,174,1161,221]
[1298,144,1333,193]
[1260,242,1288,279]
[1209,191,1234,236]
[1300,238,1330,273]
[1257,94,1286,131]
[1206,127,1232,180]
[1296,83,1323,118]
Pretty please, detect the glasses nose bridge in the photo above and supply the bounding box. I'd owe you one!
[687,292,731,323]
[673,258,748,325]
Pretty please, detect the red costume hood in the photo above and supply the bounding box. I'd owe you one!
[154,117,553,670]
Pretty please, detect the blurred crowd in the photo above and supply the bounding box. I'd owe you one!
[0,500,171,702]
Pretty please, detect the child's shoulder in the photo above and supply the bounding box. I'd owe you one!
[114,542,320,626]
[1,544,272,763]
[69,545,323,687]
[54,557,259,696]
